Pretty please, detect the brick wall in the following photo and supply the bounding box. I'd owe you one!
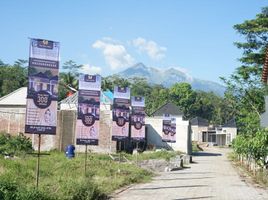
[0,108,117,153]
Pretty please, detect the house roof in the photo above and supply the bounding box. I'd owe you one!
[60,90,114,105]
[222,118,236,128]
[150,102,183,117]
[0,87,27,106]
[190,117,209,126]
[262,48,268,83]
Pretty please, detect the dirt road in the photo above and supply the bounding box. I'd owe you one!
[112,147,268,200]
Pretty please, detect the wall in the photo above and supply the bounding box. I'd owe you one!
[145,116,191,154]
[33,110,117,152]
[191,125,208,142]
[261,96,268,127]
[222,127,237,144]
[0,107,117,153]
[0,106,26,136]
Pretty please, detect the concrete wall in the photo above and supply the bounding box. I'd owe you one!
[261,96,268,127]
[145,116,191,154]
[191,125,208,142]
[0,106,26,136]
[0,107,116,152]
[32,110,117,152]
[222,127,237,144]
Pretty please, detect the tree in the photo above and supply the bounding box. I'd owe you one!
[0,59,27,96]
[227,7,268,168]
[222,7,268,134]
[62,60,82,77]
[169,83,196,119]
[58,60,82,100]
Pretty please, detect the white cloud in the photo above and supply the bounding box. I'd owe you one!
[132,37,167,60]
[92,38,135,70]
[81,64,102,75]
[173,66,193,82]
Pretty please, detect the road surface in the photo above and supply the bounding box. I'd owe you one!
[112,147,268,200]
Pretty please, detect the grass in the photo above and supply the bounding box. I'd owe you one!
[121,149,181,162]
[192,141,203,152]
[0,151,154,200]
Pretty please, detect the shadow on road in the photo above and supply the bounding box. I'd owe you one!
[171,172,212,175]
[133,185,208,190]
[155,177,214,181]
[173,196,214,200]
[192,152,222,156]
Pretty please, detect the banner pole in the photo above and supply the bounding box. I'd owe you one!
[36,134,41,188]
[136,141,139,166]
[119,141,122,163]
[85,144,88,176]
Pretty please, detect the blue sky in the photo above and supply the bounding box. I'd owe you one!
[0,0,267,84]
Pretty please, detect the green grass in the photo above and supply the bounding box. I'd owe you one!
[0,151,153,200]
[120,149,181,162]
[192,141,203,152]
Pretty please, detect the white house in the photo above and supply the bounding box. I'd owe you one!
[146,102,191,154]
[191,117,237,146]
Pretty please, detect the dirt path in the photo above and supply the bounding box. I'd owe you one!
[112,147,268,200]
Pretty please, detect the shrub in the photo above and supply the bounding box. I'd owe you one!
[0,133,33,156]
[0,180,18,200]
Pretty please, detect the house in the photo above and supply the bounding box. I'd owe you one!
[0,87,27,135]
[190,117,209,142]
[59,90,113,110]
[191,117,237,146]
[146,102,191,154]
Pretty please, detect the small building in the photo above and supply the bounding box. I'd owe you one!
[191,117,237,146]
[60,90,113,111]
[0,87,27,135]
[190,117,209,142]
[146,102,191,154]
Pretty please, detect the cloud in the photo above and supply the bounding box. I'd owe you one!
[81,64,102,75]
[92,38,135,70]
[173,66,193,82]
[132,37,167,60]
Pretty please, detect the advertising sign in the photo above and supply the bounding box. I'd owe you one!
[112,86,130,141]
[76,74,101,145]
[162,114,171,142]
[25,38,60,134]
[131,96,145,141]
[170,117,176,143]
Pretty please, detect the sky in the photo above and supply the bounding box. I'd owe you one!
[0,0,267,84]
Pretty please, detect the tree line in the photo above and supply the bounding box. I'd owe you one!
[0,58,233,124]
[223,7,268,168]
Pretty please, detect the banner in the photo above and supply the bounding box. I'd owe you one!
[25,38,60,134]
[170,117,176,143]
[162,114,171,142]
[76,74,101,145]
[131,96,145,141]
[112,86,130,141]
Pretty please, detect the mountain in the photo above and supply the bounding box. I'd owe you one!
[117,63,226,96]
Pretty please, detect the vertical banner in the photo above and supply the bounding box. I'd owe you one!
[162,114,171,142]
[112,86,130,141]
[170,117,176,143]
[25,38,60,134]
[76,74,101,145]
[131,97,145,141]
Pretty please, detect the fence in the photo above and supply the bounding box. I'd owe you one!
[0,108,117,152]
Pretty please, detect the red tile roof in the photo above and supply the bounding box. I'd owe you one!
[262,47,268,84]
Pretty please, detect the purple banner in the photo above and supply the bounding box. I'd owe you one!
[25,38,60,135]
[131,97,145,141]
[76,74,101,145]
[170,117,176,143]
[162,114,171,142]
[112,86,130,141]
